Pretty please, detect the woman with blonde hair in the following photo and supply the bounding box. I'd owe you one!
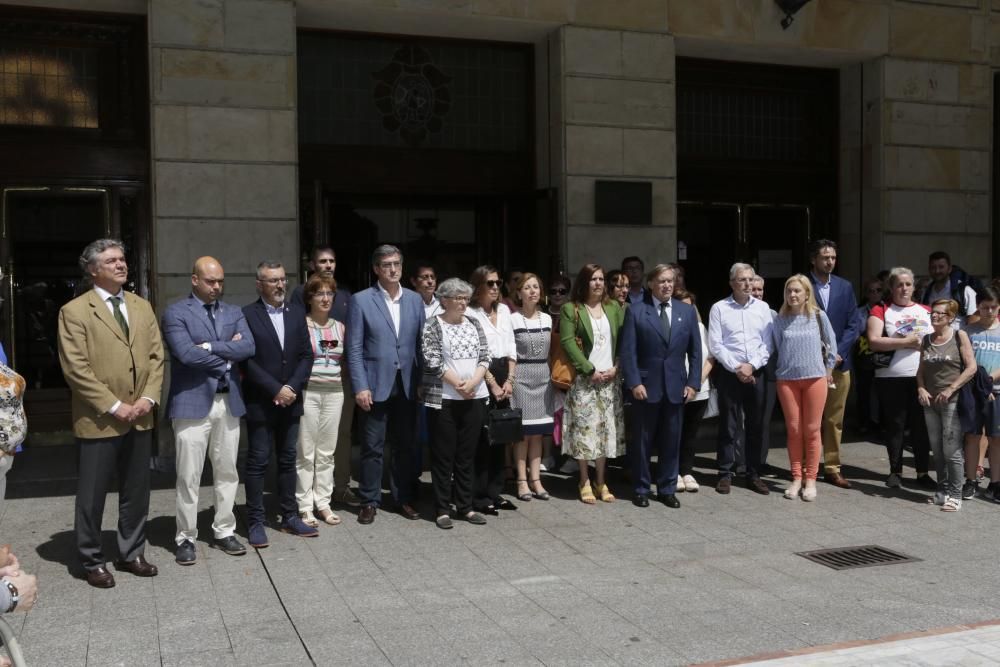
[771,274,837,501]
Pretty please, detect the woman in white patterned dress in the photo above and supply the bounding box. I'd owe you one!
[510,273,554,501]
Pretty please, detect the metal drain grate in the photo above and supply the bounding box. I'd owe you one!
[796,545,921,571]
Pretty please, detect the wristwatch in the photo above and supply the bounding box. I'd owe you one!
[2,578,18,613]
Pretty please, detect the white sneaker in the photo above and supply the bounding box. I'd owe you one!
[676,476,687,492]
[683,474,699,492]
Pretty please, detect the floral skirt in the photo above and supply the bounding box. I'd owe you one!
[561,375,625,460]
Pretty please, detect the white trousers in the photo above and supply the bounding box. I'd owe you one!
[173,395,240,544]
[297,388,345,513]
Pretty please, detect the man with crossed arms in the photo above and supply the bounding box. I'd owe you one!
[163,256,255,565]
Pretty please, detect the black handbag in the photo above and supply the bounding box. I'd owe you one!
[486,407,523,445]
[871,317,894,369]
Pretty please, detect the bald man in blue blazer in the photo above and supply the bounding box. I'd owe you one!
[620,264,702,508]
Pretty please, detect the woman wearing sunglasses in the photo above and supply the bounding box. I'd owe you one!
[467,266,518,514]
[296,273,347,527]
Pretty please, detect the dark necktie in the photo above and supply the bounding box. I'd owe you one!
[204,303,217,336]
[110,296,129,340]
[659,302,671,343]
[204,303,228,392]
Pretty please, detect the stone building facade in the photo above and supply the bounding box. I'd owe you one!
[2,0,997,308]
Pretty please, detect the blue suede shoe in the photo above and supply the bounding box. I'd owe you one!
[280,515,319,538]
[248,523,269,549]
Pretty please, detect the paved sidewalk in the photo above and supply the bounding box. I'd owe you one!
[3,435,1000,666]
[709,621,1000,665]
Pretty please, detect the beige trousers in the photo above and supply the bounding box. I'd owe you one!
[821,369,852,474]
[297,387,345,512]
[173,395,240,544]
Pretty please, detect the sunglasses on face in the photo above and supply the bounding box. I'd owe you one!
[485,280,502,288]
[549,288,568,295]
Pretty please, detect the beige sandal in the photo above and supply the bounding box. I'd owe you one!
[579,481,597,504]
[317,508,341,525]
[300,510,319,527]
[595,483,615,503]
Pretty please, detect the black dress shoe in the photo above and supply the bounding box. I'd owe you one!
[716,477,732,494]
[747,477,771,495]
[358,505,377,524]
[399,504,420,520]
[657,493,681,508]
[86,566,116,588]
[175,540,197,566]
[477,506,500,516]
[493,498,518,511]
[212,535,247,556]
[115,555,158,577]
[632,495,650,507]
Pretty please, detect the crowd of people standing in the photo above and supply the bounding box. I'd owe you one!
[6,236,995,590]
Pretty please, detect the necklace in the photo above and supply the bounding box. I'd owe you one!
[521,312,542,358]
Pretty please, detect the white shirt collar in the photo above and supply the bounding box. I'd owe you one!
[812,272,831,287]
[264,300,284,314]
[94,285,125,302]
[377,281,402,303]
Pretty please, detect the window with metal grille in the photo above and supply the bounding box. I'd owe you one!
[0,44,99,128]
[678,86,815,162]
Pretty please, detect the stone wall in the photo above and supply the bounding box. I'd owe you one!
[149,0,298,308]
[551,25,676,273]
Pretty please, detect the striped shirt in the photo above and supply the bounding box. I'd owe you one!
[305,317,345,391]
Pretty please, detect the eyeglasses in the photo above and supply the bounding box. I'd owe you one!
[549,288,568,295]
[378,261,402,269]
[314,290,335,298]
[258,277,287,285]
[444,296,469,303]
[485,280,502,288]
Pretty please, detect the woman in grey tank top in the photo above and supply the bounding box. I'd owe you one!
[916,299,977,511]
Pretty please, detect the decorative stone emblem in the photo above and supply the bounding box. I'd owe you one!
[372,46,451,146]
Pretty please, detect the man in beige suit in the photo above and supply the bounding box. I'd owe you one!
[58,239,164,588]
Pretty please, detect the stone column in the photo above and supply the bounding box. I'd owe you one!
[859,5,991,280]
[549,26,676,273]
[149,0,298,307]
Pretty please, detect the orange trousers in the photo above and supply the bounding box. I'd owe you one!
[776,378,828,481]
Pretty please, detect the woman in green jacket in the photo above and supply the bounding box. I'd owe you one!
[560,263,626,504]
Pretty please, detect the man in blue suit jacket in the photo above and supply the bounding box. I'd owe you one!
[241,260,316,547]
[621,265,703,508]
[163,257,255,565]
[809,240,863,489]
[346,244,425,524]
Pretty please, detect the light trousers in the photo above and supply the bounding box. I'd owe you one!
[173,394,240,544]
[297,387,345,513]
[776,378,828,481]
[821,369,851,474]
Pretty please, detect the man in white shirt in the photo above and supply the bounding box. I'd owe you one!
[410,263,442,319]
[707,263,774,496]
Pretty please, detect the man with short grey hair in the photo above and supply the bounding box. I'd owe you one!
[708,262,774,495]
[346,245,426,524]
[58,238,164,587]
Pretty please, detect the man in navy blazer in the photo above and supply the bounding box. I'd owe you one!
[241,260,316,547]
[620,264,703,508]
[163,257,255,564]
[346,244,425,524]
[809,240,863,489]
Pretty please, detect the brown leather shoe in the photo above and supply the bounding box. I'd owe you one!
[826,472,852,489]
[716,477,732,494]
[399,504,420,521]
[115,555,158,577]
[86,566,116,588]
[747,477,771,495]
[358,505,377,524]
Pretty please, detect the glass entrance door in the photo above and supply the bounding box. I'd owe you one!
[1,187,110,439]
